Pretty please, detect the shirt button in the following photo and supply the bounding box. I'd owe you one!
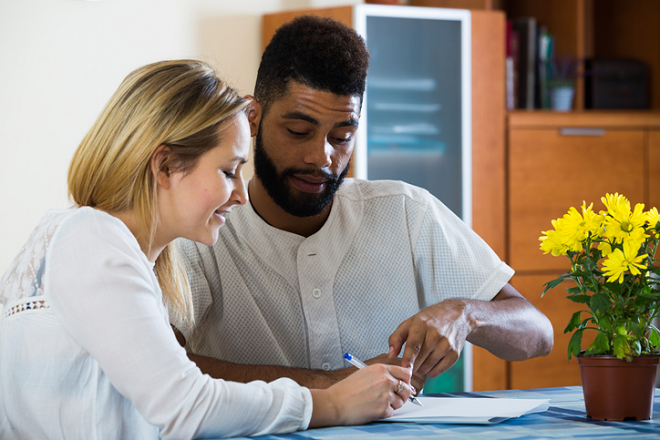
[312,288,322,299]
[322,362,331,371]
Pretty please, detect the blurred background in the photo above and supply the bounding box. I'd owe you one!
[0,0,365,278]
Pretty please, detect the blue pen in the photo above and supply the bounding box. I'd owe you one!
[344,352,423,406]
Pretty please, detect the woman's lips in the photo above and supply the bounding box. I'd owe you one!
[213,209,229,225]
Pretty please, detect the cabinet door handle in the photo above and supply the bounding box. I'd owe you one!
[559,128,606,136]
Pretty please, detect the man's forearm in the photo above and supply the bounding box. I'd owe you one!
[188,353,352,388]
[466,284,554,361]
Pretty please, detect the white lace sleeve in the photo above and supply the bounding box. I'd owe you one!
[0,210,72,316]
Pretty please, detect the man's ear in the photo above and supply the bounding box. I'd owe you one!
[151,145,172,189]
[245,95,262,137]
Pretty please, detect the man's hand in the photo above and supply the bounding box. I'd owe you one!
[387,284,554,378]
[363,353,426,393]
[387,299,471,377]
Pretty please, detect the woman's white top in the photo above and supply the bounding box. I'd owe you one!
[0,207,312,440]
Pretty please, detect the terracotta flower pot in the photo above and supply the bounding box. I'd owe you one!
[577,354,659,421]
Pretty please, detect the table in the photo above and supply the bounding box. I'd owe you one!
[225,386,660,440]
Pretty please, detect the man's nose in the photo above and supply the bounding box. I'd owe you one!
[303,135,332,169]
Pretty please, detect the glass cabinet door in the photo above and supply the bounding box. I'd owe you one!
[353,5,471,224]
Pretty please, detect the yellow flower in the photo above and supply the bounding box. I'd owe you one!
[540,228,571,256]
[601,240,647,283]
[647,207,660,228]
[557,203,603,244]
[540,203,604,256]
[598,240,614,256]
[601,193,646,245]
[601,193,629,217]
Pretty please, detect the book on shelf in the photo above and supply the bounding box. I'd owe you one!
[535,25,551,109]
[508,18,556,110]
[505,20,519,110]
[511,17,536,109]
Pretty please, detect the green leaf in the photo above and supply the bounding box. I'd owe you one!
[593,331,610,353]
[649,328,660,348]
[590,293,612,315]
[567,330,583,360]
[566,294,590,304]
[542,278,565,295]
[630,321,643,339]
[613,335,631,361]
[598,315,612,332]
[564,311,582,333]
[606,281,625,297]
[566,286,584,295]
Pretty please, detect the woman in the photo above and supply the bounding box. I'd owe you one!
[0,60,412,439]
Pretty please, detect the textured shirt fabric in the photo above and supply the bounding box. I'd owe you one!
[178,179,514,371]
[0,207,312,440]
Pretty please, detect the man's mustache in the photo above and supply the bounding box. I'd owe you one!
[282,168,338,181]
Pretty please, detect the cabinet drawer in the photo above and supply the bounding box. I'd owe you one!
[508,129,645,272]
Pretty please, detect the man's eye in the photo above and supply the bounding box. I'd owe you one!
[287,128,307,136]
[334,134,353,144]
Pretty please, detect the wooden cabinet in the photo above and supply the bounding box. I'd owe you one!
[376,1,660,389]
[508,124,645,272]
[507,111,660,388]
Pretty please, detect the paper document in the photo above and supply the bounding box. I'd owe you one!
[380,397,550,425]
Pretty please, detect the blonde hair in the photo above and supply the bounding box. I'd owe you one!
[68,59,249,326]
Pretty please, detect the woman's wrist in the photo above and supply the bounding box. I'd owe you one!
[309,388,340,428]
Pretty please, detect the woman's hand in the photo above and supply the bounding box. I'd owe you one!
[308,364,413,428]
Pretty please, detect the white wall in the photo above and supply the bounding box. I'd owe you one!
[0,0,360,280]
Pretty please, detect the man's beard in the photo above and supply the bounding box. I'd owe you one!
[253,125,350,218]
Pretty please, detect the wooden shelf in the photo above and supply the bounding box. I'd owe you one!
[418,0,660,111]
[508,111,660,129]
[501,0,660,111]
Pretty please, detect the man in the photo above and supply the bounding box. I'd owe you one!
[176,15,553,392]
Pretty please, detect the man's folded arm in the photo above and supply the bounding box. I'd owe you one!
[187,353,347,389]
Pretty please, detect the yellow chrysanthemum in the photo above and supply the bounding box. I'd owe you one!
[598,240,614,256]
[540,228,571,256]
[556,203,603,245]
[540,203,605,256]
[601,193,629,217]
[646,207,660,228]
[601,239,647,283]
[601,193,646,246]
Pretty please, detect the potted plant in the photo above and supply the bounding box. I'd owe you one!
[539,193,660,421]
[546,55,578,111]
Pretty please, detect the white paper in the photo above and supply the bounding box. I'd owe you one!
[380,397,550,425]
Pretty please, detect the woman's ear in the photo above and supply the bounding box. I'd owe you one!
[151,145,172,189]
[245,95,262,137]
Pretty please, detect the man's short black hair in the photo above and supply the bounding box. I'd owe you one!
[254,15,370,113]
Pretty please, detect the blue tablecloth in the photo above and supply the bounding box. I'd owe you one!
[221,386,660,440]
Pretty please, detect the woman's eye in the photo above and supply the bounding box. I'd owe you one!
[223,170,237,179]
